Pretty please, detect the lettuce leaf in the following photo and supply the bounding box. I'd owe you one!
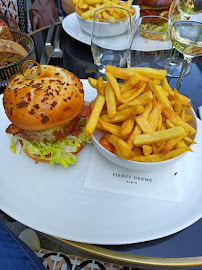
[9,131,91,168]
[140,22,169,41]
[140,22,168,33]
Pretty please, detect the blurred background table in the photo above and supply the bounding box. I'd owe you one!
[30,23,202,116]
[0,23,202,269]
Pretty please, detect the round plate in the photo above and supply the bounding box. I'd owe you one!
[62,6,140,49]
[0,80,202,245]
[62,8,172,52]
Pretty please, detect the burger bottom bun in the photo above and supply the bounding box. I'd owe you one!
[141,16,168,24]
[140,30,168,41]
[23,149,49,163]
[22,141,85,163]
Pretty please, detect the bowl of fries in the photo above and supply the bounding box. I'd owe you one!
[85,65,197,171]
[74,0,136,35]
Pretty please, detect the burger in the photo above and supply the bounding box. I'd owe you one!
[138,0,171,21]
[3,65,91,168]
[137,0,171,40]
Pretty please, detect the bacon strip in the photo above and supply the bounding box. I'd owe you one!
[5,103,91,142]
[6,124,23,135]
[78,101,92,117]
[53,117,80,140]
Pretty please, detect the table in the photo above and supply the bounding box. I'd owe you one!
[30,25,202,270]
[1,23,202,270]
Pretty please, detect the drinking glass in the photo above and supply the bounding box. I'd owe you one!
[131,15,172,69]
[166,45,192,78]
[168,0,202,91]
[91,7,132,75]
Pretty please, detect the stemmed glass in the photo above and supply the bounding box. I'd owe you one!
[168,0,202,91]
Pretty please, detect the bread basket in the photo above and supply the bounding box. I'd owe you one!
[0,29,36,87]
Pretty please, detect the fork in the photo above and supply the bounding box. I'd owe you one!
[51,25,63,65]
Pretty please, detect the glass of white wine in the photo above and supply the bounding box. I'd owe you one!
[168,0,202,91]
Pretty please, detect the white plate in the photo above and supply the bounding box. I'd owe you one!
[62,7,172,52]
[0,80,202,245]
[62,6,140,50]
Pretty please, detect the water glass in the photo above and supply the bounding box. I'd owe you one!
[91,7,132,74]
[131,15,172,69]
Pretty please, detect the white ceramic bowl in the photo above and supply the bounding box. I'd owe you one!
[76,8,136,36]
[91,108,198,171]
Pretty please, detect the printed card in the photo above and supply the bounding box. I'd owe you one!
[84,147,185,201]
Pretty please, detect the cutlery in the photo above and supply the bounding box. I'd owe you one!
[198,106,202,120]
[40,24,55,65]
[51,24,63,61]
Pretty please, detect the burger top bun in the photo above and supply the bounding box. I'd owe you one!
[3,65,84,131]
[137,0,171,7]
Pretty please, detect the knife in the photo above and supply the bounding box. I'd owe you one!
[39,24,55,65]
[198,105,202,120]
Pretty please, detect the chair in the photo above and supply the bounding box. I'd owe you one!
[0,0,28,32]
[17,0,28,33]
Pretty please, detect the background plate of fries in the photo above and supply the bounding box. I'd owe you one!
[62,5,139,46]
[75,0,136,36]
[85,65,198,171]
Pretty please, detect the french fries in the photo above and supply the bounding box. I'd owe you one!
[85,65,197,162]
[73,0,136,21]
[84,95,105,137]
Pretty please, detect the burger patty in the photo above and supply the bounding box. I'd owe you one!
[140,8,169,17]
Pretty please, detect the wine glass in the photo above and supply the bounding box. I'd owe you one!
[168,0,202,91]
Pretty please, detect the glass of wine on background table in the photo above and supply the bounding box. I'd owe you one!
[168,0,202,91]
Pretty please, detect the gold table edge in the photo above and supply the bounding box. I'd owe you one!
[54,237,202,268]
[28,21,62,37]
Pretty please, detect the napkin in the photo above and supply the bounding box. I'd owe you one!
[84,147,185,202]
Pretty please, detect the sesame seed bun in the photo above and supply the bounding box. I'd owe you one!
[137,0,171,8]
[3,65,84,131]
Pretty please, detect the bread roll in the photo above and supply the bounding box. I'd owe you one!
[0,39,27,67]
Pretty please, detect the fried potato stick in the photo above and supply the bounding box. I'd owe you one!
[133,126,186,147]
[127,67,167,79]
[105,83,116,118]
[104,134,135,159]
[120,117,136,137]
[132,147,191,162]
[106,65,133,80]
[84,95,105,137]
[126,102,153,149]
[118,91,153,110]
[162,103,196,135]
[101,105,144,123]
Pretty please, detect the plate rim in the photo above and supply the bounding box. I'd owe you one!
[0,79,202,245]
[62,5,140,47]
